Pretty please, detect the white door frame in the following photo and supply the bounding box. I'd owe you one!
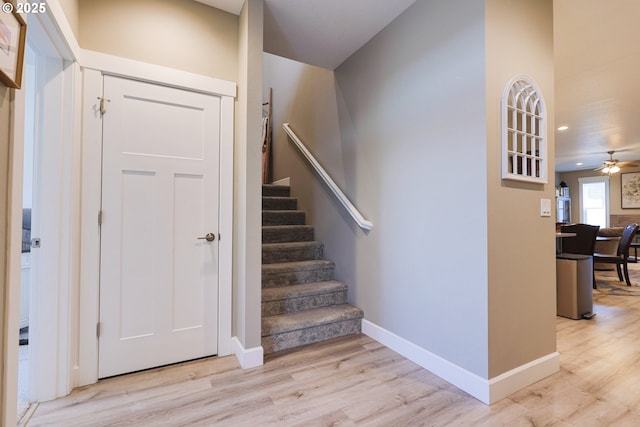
[4,7,79,424]
[25,24,78,403]
[78,50,236,386]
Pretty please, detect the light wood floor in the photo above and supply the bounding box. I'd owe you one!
[23,278,640,426]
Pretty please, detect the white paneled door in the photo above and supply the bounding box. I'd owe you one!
[99,76,220,378]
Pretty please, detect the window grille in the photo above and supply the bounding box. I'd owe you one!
[502,76,547,183]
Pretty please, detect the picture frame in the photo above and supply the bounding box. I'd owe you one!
[0,0,26,89]
[621,172,640,209]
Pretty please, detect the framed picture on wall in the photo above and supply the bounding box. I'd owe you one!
[621,172,640,209]
[0,1,26,89]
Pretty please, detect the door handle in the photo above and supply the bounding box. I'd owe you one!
[197,233,216,242]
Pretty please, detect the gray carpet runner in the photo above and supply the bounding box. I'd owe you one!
[262,184,363,353]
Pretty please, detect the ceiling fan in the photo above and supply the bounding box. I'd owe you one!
[593,150,640,175]
[595,151,622,175]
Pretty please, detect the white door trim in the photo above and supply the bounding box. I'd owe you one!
[5,46,26,427]
[81,49,236,98]
[26,46,76,403]
[4,8,78,423]
[78,56,235,387]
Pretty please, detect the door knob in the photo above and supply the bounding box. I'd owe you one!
[197,233,216,242]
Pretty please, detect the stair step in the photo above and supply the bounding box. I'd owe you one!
[262,241,324,264]
[262,185,290,197]
[262,225,314,243]
[262,196,297,210]
[262,281,348,316]
[262,260,334,288]
[261,305,364,354]
[260,183,363,354]
[262,210,306,226]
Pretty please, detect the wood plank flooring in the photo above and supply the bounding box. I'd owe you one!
[24,272,640,426]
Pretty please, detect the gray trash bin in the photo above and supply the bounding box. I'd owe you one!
[556,253,594,320]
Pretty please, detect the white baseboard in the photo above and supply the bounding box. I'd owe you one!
[488,351,559,403]
[362,319,559,405]
[231,337,264,369]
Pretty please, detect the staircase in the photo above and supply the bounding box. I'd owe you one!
[261,184,364,354]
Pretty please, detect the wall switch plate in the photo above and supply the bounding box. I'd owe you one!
[540,198,551,217]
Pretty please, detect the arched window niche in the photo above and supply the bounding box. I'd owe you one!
[501,75,547,183]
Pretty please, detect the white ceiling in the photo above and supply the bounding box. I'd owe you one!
[195,0,640,173]
[262,0,416,70]
[555,0,640,172]
[193,0,415,70]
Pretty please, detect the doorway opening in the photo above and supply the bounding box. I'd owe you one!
[17,43,37,420]
[16,12,75,421]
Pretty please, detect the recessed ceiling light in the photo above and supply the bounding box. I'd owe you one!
[576,162,583,166]
[558,126,569,131]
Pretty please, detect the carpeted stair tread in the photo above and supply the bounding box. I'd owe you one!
[262,259,334,272]
[261,318,362,354]
[262,241,324,263]
[262,225,314,243]
[262,260,335,287]
[262,185,290,197]
[262,210,306,226]
[262,280,348,302]
[261,304,363,336]
[260,183,363,354]
[262,281,348,316]
[262,196,297,210]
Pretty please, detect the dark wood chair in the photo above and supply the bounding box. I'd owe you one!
[559,223,600,256]
[630,241,640,263]
[593,223,639,287]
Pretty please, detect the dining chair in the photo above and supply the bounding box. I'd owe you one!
[593,223,639,287]
[559,223,600,256]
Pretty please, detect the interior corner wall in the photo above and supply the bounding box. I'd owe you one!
[233,0,263,351]
[484,0,557,378]
[263,52,344,229]
[267,0,490,378]
[77,0,239,82]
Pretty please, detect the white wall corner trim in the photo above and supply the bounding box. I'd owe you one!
[80,49,237,98]
[41,0,82,60]
[488,351,559,404]
[362,320,559,405]
[231,337,264,369]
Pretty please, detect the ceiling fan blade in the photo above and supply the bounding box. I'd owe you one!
[619,161,640,168]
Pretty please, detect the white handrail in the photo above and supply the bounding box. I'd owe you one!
[282,123,373,231]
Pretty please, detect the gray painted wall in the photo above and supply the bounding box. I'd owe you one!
[335,0,491,376]
[267,0,489,376]
[266,0,556,380]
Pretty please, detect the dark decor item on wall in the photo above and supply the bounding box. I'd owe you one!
[0,0,26,89]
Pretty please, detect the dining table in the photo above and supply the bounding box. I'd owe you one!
[555,232,576,255]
